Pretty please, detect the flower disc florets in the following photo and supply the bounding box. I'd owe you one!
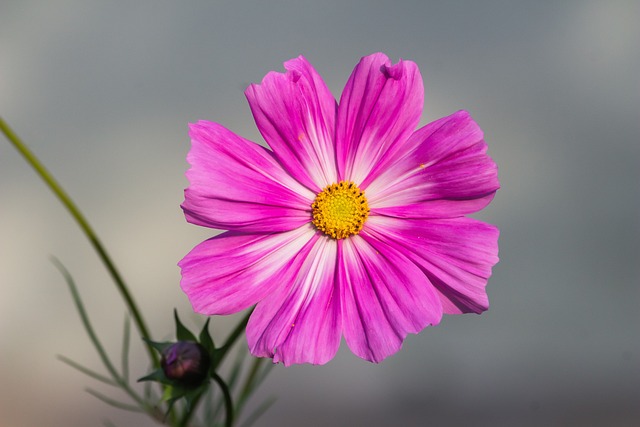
[312,181,369,239]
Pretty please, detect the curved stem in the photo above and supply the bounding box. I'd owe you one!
[212,373,235,427]
[0,116,158,367]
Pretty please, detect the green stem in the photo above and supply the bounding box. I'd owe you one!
[177,393,202,427]
[220,308,253,352]
[208,309,253,393]
[237,357,264,413]
[0,116,158,367]
[212,373,235,427]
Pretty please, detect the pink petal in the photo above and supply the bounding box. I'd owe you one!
[336,53,424,185]
[245,56,338,192]
[365,215,499,314]
[178,225,316,315]
[372,194,496,219]
[338,234,442,363]
[366,110,499,218]
[183,121,314,233]
[247,236,341,366]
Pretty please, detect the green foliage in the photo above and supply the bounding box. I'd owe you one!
[54,259,271,426]
[1,118,274,427]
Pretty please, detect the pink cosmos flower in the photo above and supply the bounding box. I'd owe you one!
[179,53,499,366]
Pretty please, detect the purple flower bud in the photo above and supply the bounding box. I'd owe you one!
[161,341,211,387]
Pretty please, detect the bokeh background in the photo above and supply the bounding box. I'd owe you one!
[1,1,638,426]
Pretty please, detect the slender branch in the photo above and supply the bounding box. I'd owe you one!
[0,116,158,367]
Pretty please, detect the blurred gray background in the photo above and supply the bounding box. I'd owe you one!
[1,1,638,426]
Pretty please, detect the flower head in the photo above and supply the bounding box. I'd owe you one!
[161,341,211,387]
[179,53,499,365]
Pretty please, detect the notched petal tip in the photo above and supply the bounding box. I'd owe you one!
[187,120,212,141]
[246,55,312,90]
[244,53,338,190]
[288,69,302,83]
[380,59,405,80]
[283,54,312,74]
[337,52,424,184]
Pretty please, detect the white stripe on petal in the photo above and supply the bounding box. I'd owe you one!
[247,235,341,365]
[179,224,318,315]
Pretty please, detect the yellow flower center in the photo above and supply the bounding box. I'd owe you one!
[311,181,370,239]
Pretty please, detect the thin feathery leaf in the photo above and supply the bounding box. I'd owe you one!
[52,257,148,410]
[51,257,122,384]
[238,396,277,427]
[227,346,248,392]
[85,388,145,413]
[237,357,268,413]
[121,314,131,382]
[253,361,274,393]
[235,360,274,422]
[144,381,154,401]
[57,354,117,386]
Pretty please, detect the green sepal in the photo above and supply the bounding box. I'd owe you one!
[162,386,182,420]
[174,309,197,342]
[141,337,173,354]
[199,318,214,352]
[211,347,227,370]
[137,368,169,384]
[162,385,180,401]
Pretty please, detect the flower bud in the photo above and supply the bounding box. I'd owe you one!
[161,341,211,387]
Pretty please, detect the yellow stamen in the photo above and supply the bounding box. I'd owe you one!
[311,181,369,239]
